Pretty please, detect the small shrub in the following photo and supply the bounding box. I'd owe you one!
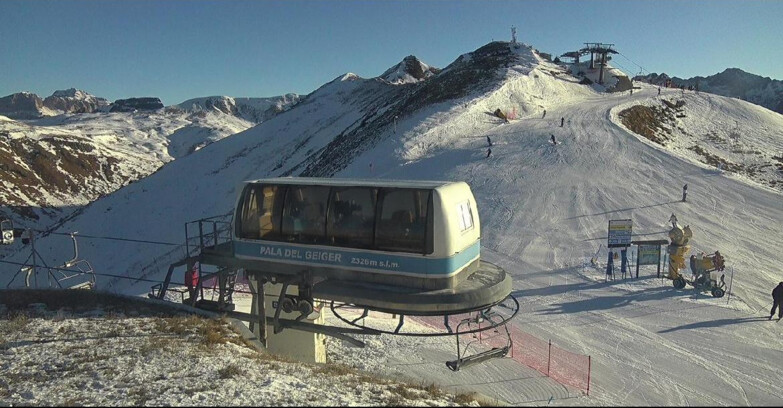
[5,312,30,332]
[454,392,478,405]
[217,364,243,379]
[128,387,152,406]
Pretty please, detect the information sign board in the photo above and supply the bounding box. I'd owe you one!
[608,219,632,248]
[637,244,661,266]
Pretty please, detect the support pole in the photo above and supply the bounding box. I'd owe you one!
[31,230,38,288]
[635,247,641,279]
[547,339,552,376]
[726,266,735,305]
[248,274,267,348]
[587,355,592,395]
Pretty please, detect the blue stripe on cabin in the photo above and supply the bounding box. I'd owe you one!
[233,240,480,277]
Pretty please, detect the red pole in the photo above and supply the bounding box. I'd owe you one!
[587,355,592,395]
[511,333,515,358]
[547,340,551,376]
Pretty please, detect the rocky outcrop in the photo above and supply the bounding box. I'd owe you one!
[0,92,46,119]
[380,55,440,84]
[43,88,110,113]
[109,97,164,112]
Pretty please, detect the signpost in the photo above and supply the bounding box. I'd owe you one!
[607,220,632,280]
[608,219,632,248]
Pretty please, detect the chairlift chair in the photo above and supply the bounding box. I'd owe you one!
[1,219,14,245]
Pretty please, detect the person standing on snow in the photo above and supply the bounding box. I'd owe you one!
[185,262,200,305]
[542,109,546,119]
[550,134,557,145]
[560,117,565,127]
[770,282,783,320]
[682,184,688,202]
[487,135,492,147]
[486,147,492,158]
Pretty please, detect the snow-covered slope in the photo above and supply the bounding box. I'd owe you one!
[2,41,783,405]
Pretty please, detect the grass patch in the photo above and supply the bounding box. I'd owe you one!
[311,362,355,377]
[2,312,31,333]
[153,315,202,335]
[453,392,478,405]
[139,337,176,356]
[128,386,153,406]
[57,396,90,406]
[688,145,737,171]
[217,364,244,379]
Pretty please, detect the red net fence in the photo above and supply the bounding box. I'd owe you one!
[412,314,592,395]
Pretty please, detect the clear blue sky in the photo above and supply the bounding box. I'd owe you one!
[2,0,781,105]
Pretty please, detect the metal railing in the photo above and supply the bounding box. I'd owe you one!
[184,214,233,258]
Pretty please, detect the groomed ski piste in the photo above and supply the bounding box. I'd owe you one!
[3,42,783,405]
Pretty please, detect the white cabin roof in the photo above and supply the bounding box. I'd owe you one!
[245,177,461,190]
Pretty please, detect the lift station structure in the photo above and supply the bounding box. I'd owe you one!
[151,178,519,371]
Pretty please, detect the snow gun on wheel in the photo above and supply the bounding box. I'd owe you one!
[673,251,726,298]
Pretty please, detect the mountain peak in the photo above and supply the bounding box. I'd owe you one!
[380,55,439,85]
[44,88,109,113]
[51,88,90,99]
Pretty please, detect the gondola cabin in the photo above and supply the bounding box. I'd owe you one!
[233,178,481,290]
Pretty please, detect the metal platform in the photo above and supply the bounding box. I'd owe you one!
[312,261,511,316]
[143,215,524,370]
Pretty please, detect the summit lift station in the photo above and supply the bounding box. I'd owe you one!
[153,178,518,370]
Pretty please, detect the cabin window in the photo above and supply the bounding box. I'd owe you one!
[282,185,330,244]
[456,200,474,232]
[259,185,284,239]
[237,185,261,239]
[376,188,430,253]
[237,184,285,240]
[327,187,378,248]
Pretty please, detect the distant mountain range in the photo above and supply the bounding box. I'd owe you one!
[634,68,783,114]
[0,89,300,227]
[172,94,300,124]
[0,88,300,123]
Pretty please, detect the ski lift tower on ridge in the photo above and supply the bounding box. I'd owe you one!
[581,42,617,85]
[511,26,517,44]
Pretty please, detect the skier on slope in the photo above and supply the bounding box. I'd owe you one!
[542,109,547,119]
[486,147,492,158]
[682,184,688,202]
[487,135,492,147]
[771,282,783,320]
[550,134,557,145]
